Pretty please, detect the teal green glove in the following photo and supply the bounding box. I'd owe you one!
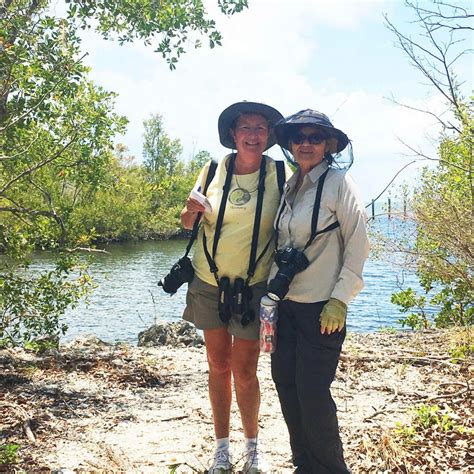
[320,298,347,335]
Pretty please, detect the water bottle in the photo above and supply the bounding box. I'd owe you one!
[259,295,278,353]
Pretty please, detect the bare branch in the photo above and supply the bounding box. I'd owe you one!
[419,12,461,114]
[447,48,473,68]
[383,2,470,116]
[385,94,456,131]
[365,160,419,208]
[66,247,110,254]
[405,0,473,31]
[384,14,443,63]
[380,243,472,286]
[396,136,471,172]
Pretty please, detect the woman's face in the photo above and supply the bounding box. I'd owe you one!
[231,114,269,157]
[290,126,328,171]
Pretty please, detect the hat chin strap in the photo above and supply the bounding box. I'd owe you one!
[327,137,338,154]
[280,146,298,167]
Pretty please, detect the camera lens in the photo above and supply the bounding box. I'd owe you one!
[269,247,310,301]
[159,270,182,294]
[267,273,291,301]
[158,256,194,294]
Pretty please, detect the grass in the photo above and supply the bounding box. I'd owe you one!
[377,326,398,334]
[0,443,20,465]
[447,325,474,361]
[395,403,466,441]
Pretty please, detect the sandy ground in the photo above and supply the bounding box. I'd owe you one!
[1,330,473,473]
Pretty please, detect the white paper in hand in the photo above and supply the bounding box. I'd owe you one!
[190,189,213,213]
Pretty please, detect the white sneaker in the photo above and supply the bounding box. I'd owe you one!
[208,447,232,473]
[242,444,270,473]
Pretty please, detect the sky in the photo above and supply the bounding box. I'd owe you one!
[52,0,472,205]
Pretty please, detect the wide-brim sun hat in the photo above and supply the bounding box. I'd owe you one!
[218,101,284,150]
[275,109,349,154]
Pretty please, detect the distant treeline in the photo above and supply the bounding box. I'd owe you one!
[1,114,212,250]
[64,145,209,244]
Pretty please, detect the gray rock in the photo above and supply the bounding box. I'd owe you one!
[64,335,111,350]
[138,321,204,348]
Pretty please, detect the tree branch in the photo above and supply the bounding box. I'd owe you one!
[0,132,42,161]
[28,178,67,245]
[386,94,456,131]
[396,137,471,172]
[0,0,14,18]
[384,6,468,113]
[366,160,419,208]
[0,135,77,196]
[0,53,87,133]
[0,206,56,218]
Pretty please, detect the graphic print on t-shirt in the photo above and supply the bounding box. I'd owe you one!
[229,187,251,206]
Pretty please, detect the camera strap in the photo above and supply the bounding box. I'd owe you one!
[183,159,218,259]
[202,154,268,286]
[202,154,236,283]
[275,168,340,252]
[246,155,267,283]
[246,159,286,283]
[304,168,340,250]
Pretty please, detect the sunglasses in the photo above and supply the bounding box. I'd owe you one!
[290,132,327,145]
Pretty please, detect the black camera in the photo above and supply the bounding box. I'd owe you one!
[267,247,309,301]
[158,256,195,294]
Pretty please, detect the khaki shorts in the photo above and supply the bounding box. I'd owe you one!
[183,276,267,340]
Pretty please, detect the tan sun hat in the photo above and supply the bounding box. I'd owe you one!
[218,101,284,150]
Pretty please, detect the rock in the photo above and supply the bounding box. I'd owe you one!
[138,321,204,348]
[63,335,111,351]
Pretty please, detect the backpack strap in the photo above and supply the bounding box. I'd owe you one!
[275,159,285,195]
[204,159,218,192]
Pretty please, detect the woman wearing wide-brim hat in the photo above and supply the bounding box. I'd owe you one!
[181,101,291,473]
[267,109,369,473]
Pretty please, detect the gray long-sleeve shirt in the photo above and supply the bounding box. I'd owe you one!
[268,160,370,305]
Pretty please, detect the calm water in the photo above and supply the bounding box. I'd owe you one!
[27,229,424,345]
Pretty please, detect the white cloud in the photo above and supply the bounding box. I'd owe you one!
[76,0,452,203]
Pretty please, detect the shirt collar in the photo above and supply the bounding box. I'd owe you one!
[284,160,329,192]
[307,160,329,183]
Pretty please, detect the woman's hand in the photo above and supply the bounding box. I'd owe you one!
[180,197,206,230]
[320,298,347,334]
[185,197,206,214]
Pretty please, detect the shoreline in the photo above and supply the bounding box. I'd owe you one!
[1,329,472,472]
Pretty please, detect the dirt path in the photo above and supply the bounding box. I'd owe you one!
[1,330,472,472]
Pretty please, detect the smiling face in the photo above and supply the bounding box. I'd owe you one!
[231,114,269,157]
[289,125,329,173]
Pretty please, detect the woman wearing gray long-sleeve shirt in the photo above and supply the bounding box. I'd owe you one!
[267,110,369,473]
